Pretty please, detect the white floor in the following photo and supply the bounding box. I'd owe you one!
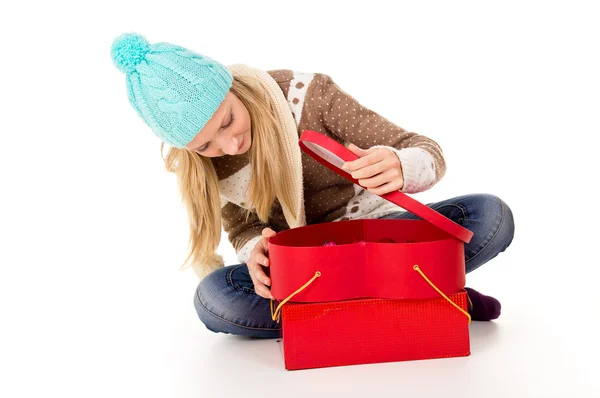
[163,241,599,398]
[5,228,596,398]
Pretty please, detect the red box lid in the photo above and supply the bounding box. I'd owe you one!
[298,130,473,244]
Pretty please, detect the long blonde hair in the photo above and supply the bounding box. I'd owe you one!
[161,74,291,278]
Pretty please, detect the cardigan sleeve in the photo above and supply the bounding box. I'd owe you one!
[221,200,270,264]
[312,73,446,193]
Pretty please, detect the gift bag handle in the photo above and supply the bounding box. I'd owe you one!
[270,267,471,324]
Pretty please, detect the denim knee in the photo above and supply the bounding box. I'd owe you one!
[498,196,515,248]
[193,268,228,334]
[192,265,282,338]
[464,194,515,271]
[481,194,515,250]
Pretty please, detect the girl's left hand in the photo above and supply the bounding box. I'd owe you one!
[342,144,404,195]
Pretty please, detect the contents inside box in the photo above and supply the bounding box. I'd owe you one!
[272,218,454,247]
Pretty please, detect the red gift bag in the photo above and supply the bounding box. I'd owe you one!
[281,293,470,370]
[268,130,474,370]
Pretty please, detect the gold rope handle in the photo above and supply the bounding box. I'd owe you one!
[270,271,321,323]
[270,267,470,324]
[413,265,471,324]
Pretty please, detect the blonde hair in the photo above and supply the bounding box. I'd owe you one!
[161,74,291,279]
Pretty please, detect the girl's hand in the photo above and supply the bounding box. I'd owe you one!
[247,227,277,300]
[342,144,404,195]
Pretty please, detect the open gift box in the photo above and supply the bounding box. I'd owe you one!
[268,130,475,370]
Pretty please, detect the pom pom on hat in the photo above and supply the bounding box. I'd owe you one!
[111,33,150,73]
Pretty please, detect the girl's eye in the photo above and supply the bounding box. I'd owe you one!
[197,143,209,152]
[223,112,235,128]
[197,112,234,153]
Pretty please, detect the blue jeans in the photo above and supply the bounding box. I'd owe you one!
[193,193,515,338]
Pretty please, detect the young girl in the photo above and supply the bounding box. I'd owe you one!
[111,33,515,339]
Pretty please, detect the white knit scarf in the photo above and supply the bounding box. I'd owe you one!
[227,64,306,229]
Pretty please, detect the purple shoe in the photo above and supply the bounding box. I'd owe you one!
[464,287,501,321]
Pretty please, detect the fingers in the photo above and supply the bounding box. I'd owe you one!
[249,247,271,280]
[259,228,276,254]
[248,233,275,300]
[246,228,278,299]
[350,160,388,180]
[343,148,385,171]
[262,227,276,238]
[254,251,270,268]
[366,178,404,195]
[247,259,273,299]
[251,275,273,299]
[346,143,370,156]
[359,168,400,188]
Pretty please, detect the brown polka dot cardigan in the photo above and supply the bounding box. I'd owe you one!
[211,70,446,263]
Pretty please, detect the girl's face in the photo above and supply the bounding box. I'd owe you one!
[185,91,252,157]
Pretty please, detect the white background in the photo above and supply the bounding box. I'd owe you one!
[1,1,599,397]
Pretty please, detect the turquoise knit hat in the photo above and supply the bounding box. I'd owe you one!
[110,33,233,148]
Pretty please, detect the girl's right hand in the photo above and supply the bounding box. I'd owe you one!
[247,227,277,299]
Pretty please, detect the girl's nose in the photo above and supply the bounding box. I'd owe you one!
[221,136,239,155]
